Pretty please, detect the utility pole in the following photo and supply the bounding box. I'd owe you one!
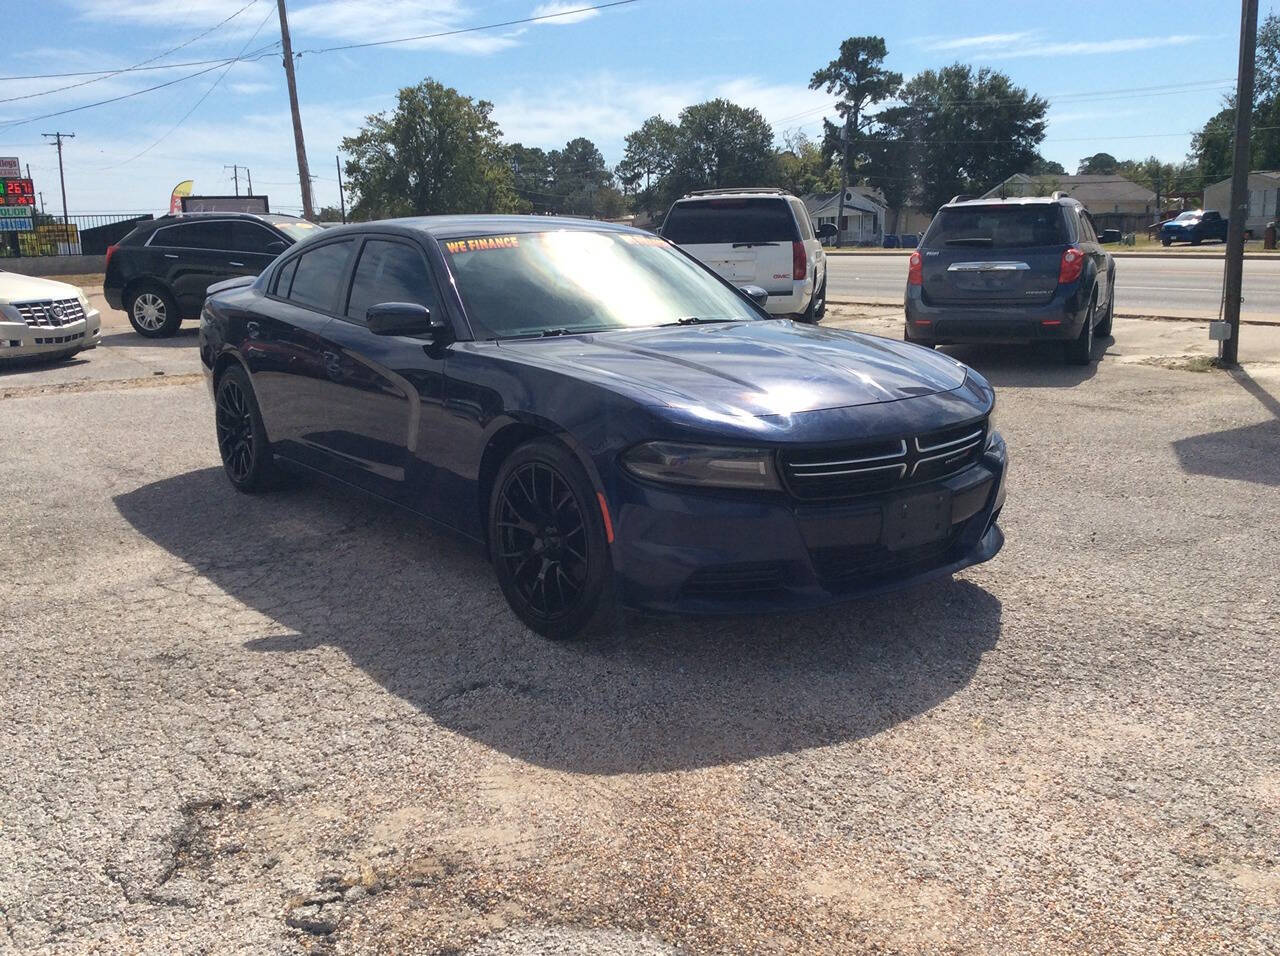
[225,164,240,196]
[335,155,347,223]
[38,191,45,215]
[42,131,74,232]
[246,167,253,196]
[1220,0,1259,367]
[276,0,314,221]
[835,113,851,249]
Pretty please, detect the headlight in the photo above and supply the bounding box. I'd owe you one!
[0,303,20,323]
[622,441,781,490]
[77,291,90,311]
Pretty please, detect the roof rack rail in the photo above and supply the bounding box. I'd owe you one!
[949,194,978,204]
[684,187,791,197]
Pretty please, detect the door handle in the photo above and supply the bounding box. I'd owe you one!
[229,261,244,267]
[164,253,178,259]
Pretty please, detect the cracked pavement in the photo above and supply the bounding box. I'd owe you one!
[1,301,1278,953]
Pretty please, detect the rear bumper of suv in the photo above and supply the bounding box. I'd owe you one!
[904,285,1089,345]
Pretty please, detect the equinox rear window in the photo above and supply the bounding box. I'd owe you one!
[925,205,1068,249]
[662,198,799,245]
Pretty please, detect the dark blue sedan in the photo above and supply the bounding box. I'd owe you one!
[200,216,1006,639]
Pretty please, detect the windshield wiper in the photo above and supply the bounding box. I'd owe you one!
[492,326,614,341]
[732,241,779,247]
[659,317,737,327]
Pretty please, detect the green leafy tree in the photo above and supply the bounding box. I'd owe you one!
[508,143,555,212]
[1077,152,1121,175]
[340,78,525,219]
[659,99,778,207]
[549,137,615,216]
[1028,154,1068,175]
[775,129,840,196]
[860,105,912,232]
[887,64,1048,213]
[618,116,678,216]
[810,36,901,244]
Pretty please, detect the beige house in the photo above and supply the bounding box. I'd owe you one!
[1202,171,1280,235]
[982,174,1157,233]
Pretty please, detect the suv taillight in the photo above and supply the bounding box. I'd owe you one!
[104,244,119,271]
[907,250,923,286]
[792,241,807,281]
[1059,246,1085,284]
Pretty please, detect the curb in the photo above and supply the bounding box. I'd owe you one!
[824,299,1280,328]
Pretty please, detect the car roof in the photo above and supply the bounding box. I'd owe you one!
[943,195,1083,209]
[312,214,642,241]
[674,189,796,202]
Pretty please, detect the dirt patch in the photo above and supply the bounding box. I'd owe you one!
[0,371,203,399]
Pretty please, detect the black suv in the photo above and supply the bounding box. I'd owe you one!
[904,195,1116,365]
[104,212,319,337]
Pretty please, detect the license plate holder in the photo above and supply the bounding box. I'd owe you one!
[883,489,952,551]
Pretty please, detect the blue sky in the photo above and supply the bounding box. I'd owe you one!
[0,0,1268,215]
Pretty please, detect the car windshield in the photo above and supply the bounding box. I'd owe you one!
[440,229,761,339]
[661,198,799,245]
[268,219,323,241]
[925,205,1069,248]
[1173,211,1201,221]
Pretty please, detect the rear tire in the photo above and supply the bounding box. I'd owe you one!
[127,284,181,338]
[1161,238,1172,247]
[489,438,617,641]
[1095,279,1114,337]
[1065,300,1096,366]
[214,364,279,493]
[802,275,826,323]
[904,327,936,348]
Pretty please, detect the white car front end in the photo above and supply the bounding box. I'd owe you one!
[0,272,102,362]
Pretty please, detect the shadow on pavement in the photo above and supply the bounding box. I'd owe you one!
[938,334,1110,388]
[98,327,199,349]
[114,466,1002,774]
[1172,367,1280,487]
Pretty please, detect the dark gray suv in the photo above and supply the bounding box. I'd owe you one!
[904,195,1115,365]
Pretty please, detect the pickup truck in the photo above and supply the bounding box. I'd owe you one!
[1159,209,1228,246]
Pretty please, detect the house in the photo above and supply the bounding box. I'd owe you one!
[1202,171,1280,236]
[981,174,1157,233]
[803,188,887,245]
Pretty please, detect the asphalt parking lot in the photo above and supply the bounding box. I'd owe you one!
[2,291,1278,953]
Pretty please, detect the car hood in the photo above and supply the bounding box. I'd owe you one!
[0,271,84,305]
[495,320,969,418]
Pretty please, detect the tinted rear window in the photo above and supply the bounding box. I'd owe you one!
[924,205,1068,249]
[663,198,799,245]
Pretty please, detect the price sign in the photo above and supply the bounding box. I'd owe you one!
[0,178,35,207]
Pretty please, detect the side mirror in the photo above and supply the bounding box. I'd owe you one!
[366,302,446,338]
[266,240,288,253]
[737,285,769,307]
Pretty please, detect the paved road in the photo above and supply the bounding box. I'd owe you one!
[3,306,1279,952]
[827,254,1280,319]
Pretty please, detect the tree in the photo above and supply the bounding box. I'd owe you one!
[886,64,1047,214]
[1077,152,1120,175]
[618,116,678,216]
[659,99,778,207]
[340,78,525,219]
[508,143,555,212]
[315,204,345,222]
[861,106,912,232]
[775,129,839,197]
[549,137,615,216]
[810,36,902,245]
[1028,154,1067,176]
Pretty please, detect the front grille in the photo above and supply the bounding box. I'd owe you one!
[13,298,86,328]
[681,561,787,598]
[32,331,85,345]
[811,535,961,591]
[780,420,986,500]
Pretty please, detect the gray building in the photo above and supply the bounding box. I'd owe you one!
[1202,171,1280,236]
[982,173,1157,233]
[802,188,887,245]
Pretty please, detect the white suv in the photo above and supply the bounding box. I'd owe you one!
[659,188,827,322]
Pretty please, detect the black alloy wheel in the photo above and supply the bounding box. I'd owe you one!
[489,439,615,640]
[214,365,277,492]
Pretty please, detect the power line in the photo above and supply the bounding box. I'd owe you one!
[0,0,263,105]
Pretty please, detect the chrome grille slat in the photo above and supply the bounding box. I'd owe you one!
[797,462,908,479]
[13,297,85,328]
[914,428,984,454]
[788,440,908,470]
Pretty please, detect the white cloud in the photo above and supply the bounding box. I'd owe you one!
[917,31,1204,59]
[531,2,601,25]
[918,32,1037,52]
[229,81,273,95]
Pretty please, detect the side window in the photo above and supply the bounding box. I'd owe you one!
[287,241,355,312]
[229,221,286,255]
[152,220,231,250]
[791,200,815,240]
[345,239,436,323]
[1079,212,1098,243]
[1204,211,1221,221]
[273,257,299,296]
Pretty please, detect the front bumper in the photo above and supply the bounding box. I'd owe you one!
[904,286,1087,345]
[0,308,101,361]
[608,432,1007,615]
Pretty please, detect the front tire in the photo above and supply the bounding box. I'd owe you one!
[489,438,616,641]
[1065,300,1096,366]
[214,364,278,493]
[127,284,181,338]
